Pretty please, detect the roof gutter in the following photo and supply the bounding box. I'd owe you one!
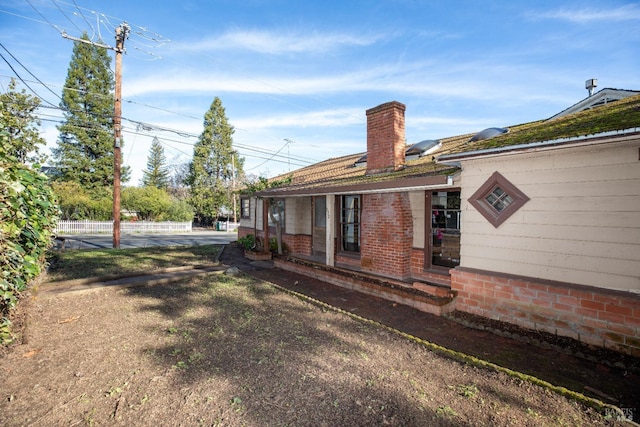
[436,128,640,164]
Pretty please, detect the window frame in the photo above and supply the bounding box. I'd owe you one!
[468,171,529,227]
[426,190,461,270]
[338,194,361,254]
[240,197,251,219]
[267,198,285,228]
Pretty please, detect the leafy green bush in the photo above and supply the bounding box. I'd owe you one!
[269,237,288,254]
[121,186,194,222]
[237,234,256,251]
[166,199,194,222]
[52,181,111,220]
[0,120,59,344]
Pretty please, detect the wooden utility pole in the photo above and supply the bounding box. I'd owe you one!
[62,23,129,249]
[231,151,237,223]
[112,23,130,248]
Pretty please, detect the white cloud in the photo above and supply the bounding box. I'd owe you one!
[231,108,364,130]
[529,4,640,23]
[176,29,383,54]
[123,63,509,100]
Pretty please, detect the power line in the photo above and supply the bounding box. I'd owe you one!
[51,0,83,34]
[0,43,62,102]
[71,0,95,38]
[0,4,327,169]
[0,52,58,108]
[25,0,64,33]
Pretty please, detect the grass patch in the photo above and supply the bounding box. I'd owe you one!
[45,244,221,282]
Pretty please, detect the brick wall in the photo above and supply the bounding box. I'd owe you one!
[365,101,406,174]
[451,267,640,357]
[360,192,413,280]
[282,233,312,256]
[237,226,254,240]
[410,248,451,287]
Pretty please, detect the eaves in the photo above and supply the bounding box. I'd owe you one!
[255,174,455,198]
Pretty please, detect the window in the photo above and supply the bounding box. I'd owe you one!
[431,191,460,268]
[485,187,512,212]
[240,198,250,219]
[469,171,529,227]
[268,199,285,227]
[340,195,360,252]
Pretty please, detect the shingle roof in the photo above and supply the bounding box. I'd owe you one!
[258,93,640,195]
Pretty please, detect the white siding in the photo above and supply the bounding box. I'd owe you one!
[408,191,425,248]
[239,197,264,231]
[459,138,640,291]
[285,197,312,235]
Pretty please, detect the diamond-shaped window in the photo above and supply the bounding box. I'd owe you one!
[469,172,529,227]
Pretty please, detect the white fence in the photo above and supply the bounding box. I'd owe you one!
[55,220,193,234]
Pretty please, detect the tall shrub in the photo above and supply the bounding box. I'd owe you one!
[0,112,59,344]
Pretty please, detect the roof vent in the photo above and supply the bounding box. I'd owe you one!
[468,127,509,143]
[585,78,597,96]
[354,153,367,167]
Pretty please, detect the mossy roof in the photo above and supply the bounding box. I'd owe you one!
[260,93,640,195]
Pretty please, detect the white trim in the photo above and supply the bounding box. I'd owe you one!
[549,88,639,120]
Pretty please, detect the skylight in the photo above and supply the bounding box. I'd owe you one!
[405,139,442,160]
[468,127,509,142]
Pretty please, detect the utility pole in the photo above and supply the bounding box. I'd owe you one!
[231,151,237,223]
[113,23,130,248]
[62,23,129,249]
[284,138,294,171]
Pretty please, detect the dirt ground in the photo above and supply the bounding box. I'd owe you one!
[0,271,627,426]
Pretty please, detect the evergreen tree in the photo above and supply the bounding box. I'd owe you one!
[0,78,46,163]
[186,97,242,225]
[51,33,129,196]
[141,137,169,188]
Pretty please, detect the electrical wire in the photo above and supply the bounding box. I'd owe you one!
[0,4,329,171]
[0,53,59,108]
[71,0,96,40]
[51,0,83,34]
[25,0,64,33]
[0,43,63,102]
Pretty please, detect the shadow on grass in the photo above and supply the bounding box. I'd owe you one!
[124,274,470,426]
[46,245,221,282]
[121,273,595,426]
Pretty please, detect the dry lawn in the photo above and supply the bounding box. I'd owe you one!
[0,273,622,426]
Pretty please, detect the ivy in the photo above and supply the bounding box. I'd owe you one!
[0,107,59,344]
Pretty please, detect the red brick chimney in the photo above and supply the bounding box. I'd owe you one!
[365,101,406,175]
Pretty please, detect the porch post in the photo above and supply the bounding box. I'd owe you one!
[326,195,335,266]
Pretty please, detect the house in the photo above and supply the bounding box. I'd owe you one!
[238,90,640,356]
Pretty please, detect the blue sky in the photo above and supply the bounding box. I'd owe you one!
[1,0,639,185]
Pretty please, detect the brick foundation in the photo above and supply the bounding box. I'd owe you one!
[451,267,640,357]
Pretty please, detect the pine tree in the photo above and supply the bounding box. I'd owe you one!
[186,97,242,225]
[0,78,46,163]
[51,33,129,196]
[141,137,169,188]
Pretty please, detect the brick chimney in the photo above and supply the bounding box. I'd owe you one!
[365,101,406,175]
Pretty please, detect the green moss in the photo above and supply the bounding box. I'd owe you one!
[466,94,640,152]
